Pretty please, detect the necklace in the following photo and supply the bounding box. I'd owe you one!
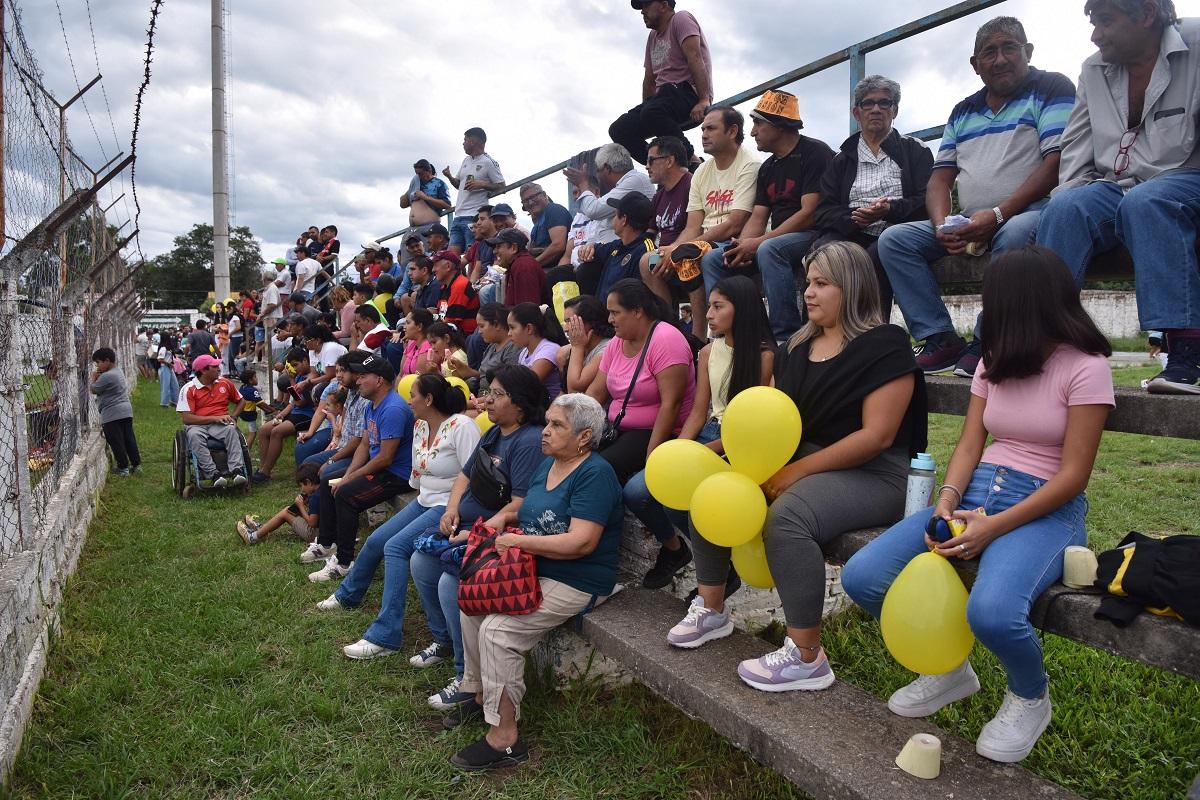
[811,334,846,362]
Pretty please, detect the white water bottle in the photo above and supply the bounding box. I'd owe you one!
[904,453,937,518]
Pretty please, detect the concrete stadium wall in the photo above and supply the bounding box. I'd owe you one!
[890,290,1144,339]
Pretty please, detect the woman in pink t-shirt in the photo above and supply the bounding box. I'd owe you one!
[843,248,1115,765]
[586,279,695,576]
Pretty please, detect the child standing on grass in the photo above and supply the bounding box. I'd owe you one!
[90,347,141,476]
[238,368,262,450]
[238,462,321,544]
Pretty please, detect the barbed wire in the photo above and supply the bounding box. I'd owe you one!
[129,0,164,268]
[81,0,123,156]
[51,0,109,165]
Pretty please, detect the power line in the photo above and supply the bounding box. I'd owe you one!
[51,0,108,162]
[81,0,124,156]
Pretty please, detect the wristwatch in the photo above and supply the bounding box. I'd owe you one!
[992,206,1005,226]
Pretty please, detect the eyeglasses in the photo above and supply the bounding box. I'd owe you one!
[485,388,509,400]
[856,98,895,110]
[976,42,1025,62]
[519,192,546,208]
[646,154,672,164]
[1114,128,1138,177]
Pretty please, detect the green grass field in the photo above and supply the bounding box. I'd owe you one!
[5,377,1198,799]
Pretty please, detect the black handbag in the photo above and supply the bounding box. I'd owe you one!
[600,322,658,449]
[468,438,511,509]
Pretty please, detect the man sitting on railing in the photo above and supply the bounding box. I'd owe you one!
[176,354,248,488]
[443,127,505,254]
[1037,0,1199,395]
[877,16,1076,377]
[564,143,655,246]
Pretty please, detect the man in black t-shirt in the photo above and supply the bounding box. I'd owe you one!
[709,90,833,343]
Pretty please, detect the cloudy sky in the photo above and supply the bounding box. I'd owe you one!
[18,0,1200,288]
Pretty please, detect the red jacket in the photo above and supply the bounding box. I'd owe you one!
[504,251,548,307]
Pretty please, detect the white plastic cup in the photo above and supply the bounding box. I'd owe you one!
[895,733,942,779]
[1063,546,1099,589]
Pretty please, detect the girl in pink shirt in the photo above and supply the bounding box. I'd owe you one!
[843,248,1115,765]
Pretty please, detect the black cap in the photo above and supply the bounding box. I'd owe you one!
[490,203,515,219]
[427,222,450,238]
[631,0,674,8]
[485,228,530,249]
[606,192,654,230]
[348,354,396,382]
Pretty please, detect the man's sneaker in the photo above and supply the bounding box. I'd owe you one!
[211,475,229,489]
[1147,336,1200,395]
[115,467,131,477]
[342,638,399,660]
[915,333,968,373]
[409,641,452,668]
[667,596,734,649]
[229,472,248,487]
[236,520,259,545]
[308,560,352,582]
[299,542,334,564]
[642,539,693,589]
[428,676,474,711]
[316,593,345,611]
[975,689,1052,763]
[887,660,981,717]
[737,637,836,692]
[450,736,529,771]
[953,339,982,378]
[251,470,271,484]
[442,697,485,730]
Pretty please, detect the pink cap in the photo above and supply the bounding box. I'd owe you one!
[192,354,221,370]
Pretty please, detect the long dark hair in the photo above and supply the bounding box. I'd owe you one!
[477,303,510,328]
[979,247,1111,383]
[414,373,468,415]
[510,302,566,345]
[712,276,772,402]
[564,294,615,340]
[492,364,549,426]
[426,320,467,351]
[608,278,671,322]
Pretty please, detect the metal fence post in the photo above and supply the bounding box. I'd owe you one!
[0,267,34,558]
[848,46,866,134]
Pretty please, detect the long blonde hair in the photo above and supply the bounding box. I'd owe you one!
[786,241,883,353]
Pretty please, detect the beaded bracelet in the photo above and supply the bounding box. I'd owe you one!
[937,484,963,503]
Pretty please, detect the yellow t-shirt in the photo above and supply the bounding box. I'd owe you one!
[686,146,760,232]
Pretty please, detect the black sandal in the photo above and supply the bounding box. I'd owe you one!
[449,736,529,771]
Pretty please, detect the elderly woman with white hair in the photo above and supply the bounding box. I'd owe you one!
[446,392,625,772]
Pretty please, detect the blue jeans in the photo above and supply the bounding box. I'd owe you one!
[355,502,447,650]
[302,448,337,468]
[294,427,332,464]
[840,463,1087,699]
[319,457,350,481]
[410,550,464,677]
[450,215,475,251]
[227,335,243,375]
[1037,170,1200,330]
[334,498,443,610]
[479,281,499,306]
[700,232,819,343]
[622,420,720,543]
[158,365,179,405]
[876,201,1046,341]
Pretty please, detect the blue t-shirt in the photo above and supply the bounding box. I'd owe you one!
[530,203,573,249]
[238,384,261,421]
[458,424,544,523]
[304,491,320,516]
[517,453,624,596]
[364,391,414,480]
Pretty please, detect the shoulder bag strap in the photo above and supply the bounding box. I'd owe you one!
[612,322,659,430]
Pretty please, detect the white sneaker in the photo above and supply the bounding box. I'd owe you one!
[887,660,981,718]
[316,593,345,611]
[427,676,474,711]
[308,560,352,583]
[408,641,452,668]
[975,689,1052,763]
[667,596,734,649]
[343,638,399,660]
[299,542,334,564]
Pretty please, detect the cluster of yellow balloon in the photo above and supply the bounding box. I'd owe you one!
[880,550,975,675]
[395,373,493,434]
[644,387,802,590]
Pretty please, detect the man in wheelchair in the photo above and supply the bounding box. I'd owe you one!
[176,354,249,487]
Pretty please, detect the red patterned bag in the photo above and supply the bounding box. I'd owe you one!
[457,519,542,616]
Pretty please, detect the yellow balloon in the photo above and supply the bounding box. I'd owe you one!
[475,412,495,434]
[645,439,731,510]
[395,373,418,401]
[731,535,774,589]
[691,472,765,548]
[721,386,802,484]
[446,375,472,403]
[881,552,975,675]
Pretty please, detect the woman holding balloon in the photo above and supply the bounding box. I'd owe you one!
[668,243,927,695]
[841,248,1113,763]
[629,275,773,589]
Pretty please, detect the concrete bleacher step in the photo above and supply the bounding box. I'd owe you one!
[580,587,1081,800]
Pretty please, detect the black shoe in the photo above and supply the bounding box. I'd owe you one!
[915,333,967,374]
[449,736,529,771]
[442,697,484,730]
[642,539,692,589]
[1147,335,1200,395]
[685,564,742,605]
[952,339,982,378]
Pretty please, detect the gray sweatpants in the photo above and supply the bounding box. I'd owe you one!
[185,423,245,479]
[693,444,908,629]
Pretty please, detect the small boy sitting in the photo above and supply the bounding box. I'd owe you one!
[237,462,321,544]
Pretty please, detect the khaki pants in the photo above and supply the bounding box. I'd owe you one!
[290,517,314,542]
[460,578,594,726]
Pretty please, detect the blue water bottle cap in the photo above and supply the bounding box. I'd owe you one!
[910,452,936,471]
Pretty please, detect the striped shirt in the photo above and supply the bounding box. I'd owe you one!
[935,67,1076,214]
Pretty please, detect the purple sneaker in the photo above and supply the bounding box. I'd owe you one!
[737,638,836,692]
[915,334,967,373]
[667,596,734,649]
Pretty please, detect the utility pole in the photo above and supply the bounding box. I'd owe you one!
[210,0,231,302]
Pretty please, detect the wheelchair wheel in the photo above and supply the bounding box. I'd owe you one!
[236,432,253,495]
[172,430,187,497]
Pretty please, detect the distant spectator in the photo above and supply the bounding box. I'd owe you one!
[640,135,704,337]
[400,233,428,269]
[575,193,657,300]
[371,275,398,320]
[176,354,248,488]
[697,93,833,343]
[224,300,245,375]
[186,318,218,367]
[877,16,1075,376]
[444,127,505,253]
[434,251,480,335]
[1038,0,1199,395]
[254,348,315,482]
[330,285,356,345]
[610,0,712,165]
[815,76,934,314]
[292,292,321,323]
[520,183,572,267]
[510,302,566,401]
[90,347,140,476]
[354,303,391,355]
[294,246,323,297]
[466,207,501,304]
[489,228,546,307]
[302,324,348,397]
[557,295,614,393]
[426,223,451,255]
[399,309,435,377]
[423,321,471,380]
[488,203,527,237]
[562,150,603,267]
[564,143,655,245]
[402,158,454,235]
[258,271,286,359]
[400,256,442,316]
[474,303,521,393]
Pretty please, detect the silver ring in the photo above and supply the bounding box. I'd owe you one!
[959,544,967,553]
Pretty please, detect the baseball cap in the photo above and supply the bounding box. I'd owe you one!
[192,354,221,371]
[271,257,287,266]
[606,192,654,229]
[631,0,674,8]
[427,223,450,238]
[348,354,395,382]
[292,291,310,302]
[404,234,423,246]
[361,240,383,252]
[490,203,515,219]
[431,249,461,267]
[485,228,529,249]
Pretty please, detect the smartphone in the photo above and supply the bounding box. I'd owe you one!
[648,251,661,269]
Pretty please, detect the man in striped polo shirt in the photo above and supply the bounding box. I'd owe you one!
[878,16,1076,376]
